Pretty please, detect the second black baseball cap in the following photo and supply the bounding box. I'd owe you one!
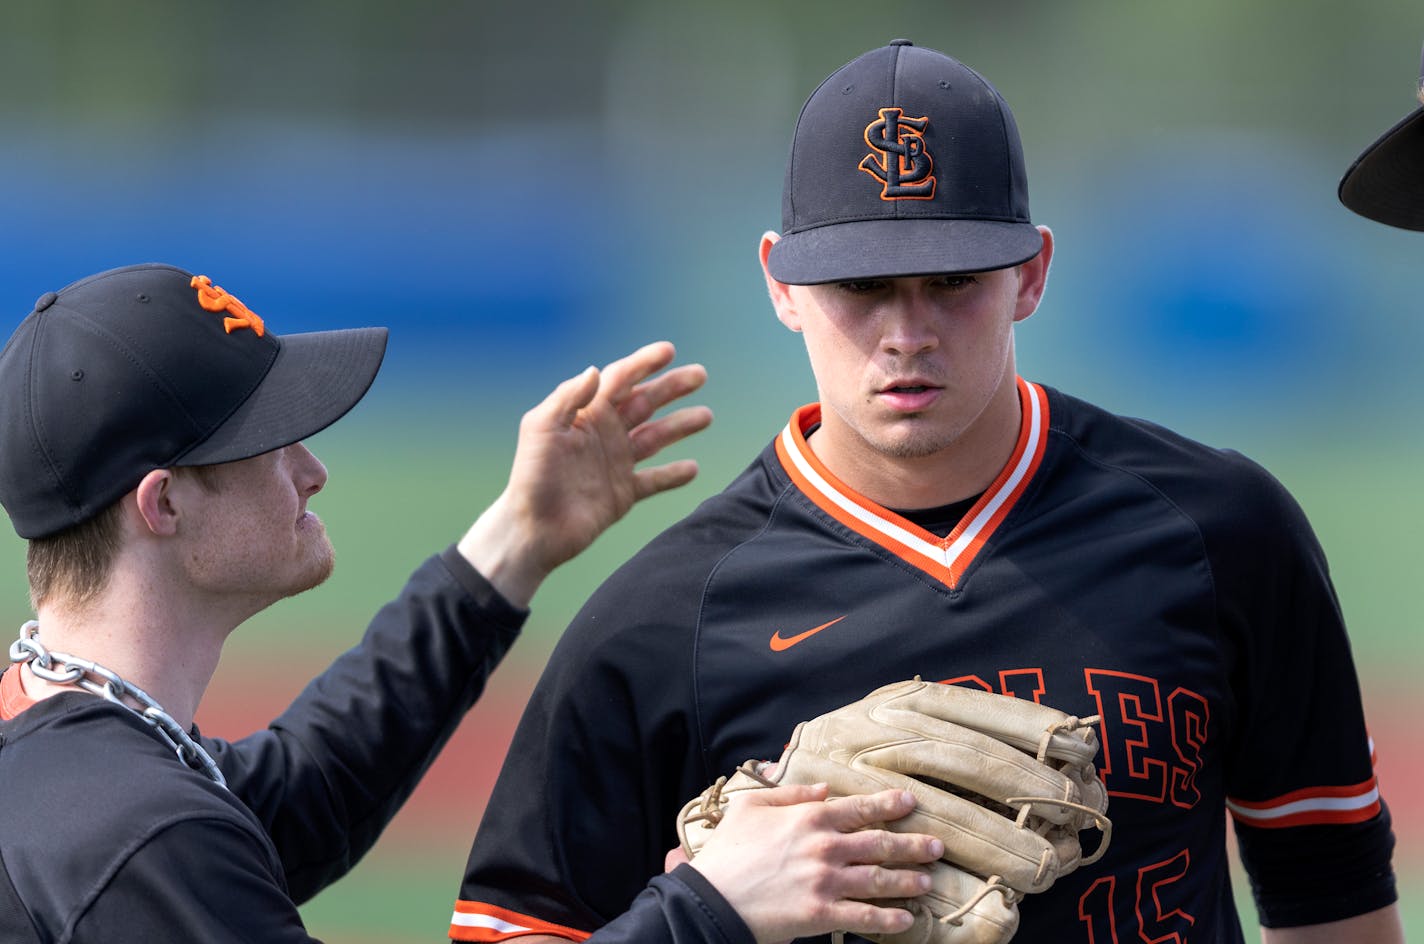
[0,263,388,539]
[768,40,1043,285]
[1338,44,1424,230]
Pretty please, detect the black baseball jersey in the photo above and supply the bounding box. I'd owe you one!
[452,380,1396,943]
[0,547,527,943]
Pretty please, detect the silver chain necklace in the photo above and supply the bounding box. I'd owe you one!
[8,621,228,789]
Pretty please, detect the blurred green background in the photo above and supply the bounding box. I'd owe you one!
[2,1,1421,939]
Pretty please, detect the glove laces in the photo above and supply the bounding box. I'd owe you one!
[681,760,776,829]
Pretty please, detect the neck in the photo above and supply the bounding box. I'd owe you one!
[26,579,235,732]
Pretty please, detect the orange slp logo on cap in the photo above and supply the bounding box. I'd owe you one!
[859,107,936,200]
[190,275,266,337]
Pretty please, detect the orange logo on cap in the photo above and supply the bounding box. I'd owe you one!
[859,107,936,201]
[191,275,265,337]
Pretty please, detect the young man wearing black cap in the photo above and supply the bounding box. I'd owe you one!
[0,263,944,943]
[452,41,1403,944]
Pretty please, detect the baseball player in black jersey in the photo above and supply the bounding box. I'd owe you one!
[453,40,1403,944]
[0,264,942,943]
[1340,43,1424,228]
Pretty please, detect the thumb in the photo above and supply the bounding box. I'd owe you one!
[664,846,690,872]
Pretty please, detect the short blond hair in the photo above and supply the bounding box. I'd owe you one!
[26,501,124,611]
[25,464,224,611]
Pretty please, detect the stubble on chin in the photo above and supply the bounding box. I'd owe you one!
[298,533,336,595]
[864,417,963,461]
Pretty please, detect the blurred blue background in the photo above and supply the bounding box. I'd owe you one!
[2,2,1421,940]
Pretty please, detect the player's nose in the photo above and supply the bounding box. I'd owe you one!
[288,442,328,496]
[879,294,939,357]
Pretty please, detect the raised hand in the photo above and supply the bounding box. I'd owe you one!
[457,341,712,606]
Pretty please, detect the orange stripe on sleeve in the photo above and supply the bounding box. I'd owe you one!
[449,902,592,942]
[1226,777,1382,829]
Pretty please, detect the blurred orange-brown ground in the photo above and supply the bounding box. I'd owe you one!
[197,664,1424,862]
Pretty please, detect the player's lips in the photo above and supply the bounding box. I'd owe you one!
[877,379,942,412]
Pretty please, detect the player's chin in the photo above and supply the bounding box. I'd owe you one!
[870,425,957,460]
[290,537,336,595]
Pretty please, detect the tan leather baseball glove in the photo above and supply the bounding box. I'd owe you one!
[676,678,1111,944]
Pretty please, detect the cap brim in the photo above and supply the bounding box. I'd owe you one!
[179,326,388,465]
[767,218,1044,285]
[1339,106,1424,230]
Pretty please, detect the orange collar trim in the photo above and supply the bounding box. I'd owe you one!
[773,377,1050,589]
[0,664,38,720]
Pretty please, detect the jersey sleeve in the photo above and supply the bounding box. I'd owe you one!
[208,546,527,903]
[450,866,754,944]
[72,816,320,943]
[449,540,710,939]
[1208,457,1397,926]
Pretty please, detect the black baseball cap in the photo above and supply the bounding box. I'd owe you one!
[0,263,388,539]
[767,39,1042,285]
[1338,44,1424,230]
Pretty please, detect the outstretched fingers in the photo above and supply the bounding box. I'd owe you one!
[537,340,701,433]
[629,404,714,464]
[632,459,701,501]
[618,362,709,429]
[537,364,602,430]
[597,341,680,407]
[599,342,712,497]
[547,343,711,462]
[457,343,711,607]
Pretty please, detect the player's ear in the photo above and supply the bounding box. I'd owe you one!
[759,232,803,333]
[133,469,181,537]
[1012,225,1054,323]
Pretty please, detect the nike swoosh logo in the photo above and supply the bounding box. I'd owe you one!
[769,616,848,652]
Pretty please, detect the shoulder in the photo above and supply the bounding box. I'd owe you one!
[3,697,262,841]
[0,698,282,937]
[1046,386,1263,477]
[71,814,308,942]
[586,443,789,616]
[1043,385,1306,533]
[535,441,790,682]
[651,441,790,549]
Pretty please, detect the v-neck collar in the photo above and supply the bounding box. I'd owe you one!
[773,376,1049,589]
